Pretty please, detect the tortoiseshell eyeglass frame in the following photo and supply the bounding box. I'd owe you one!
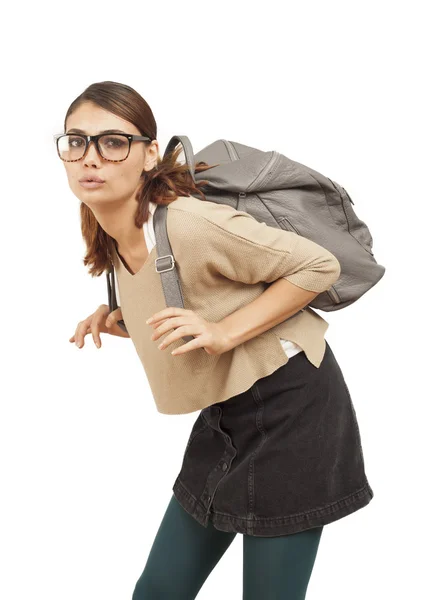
[53,132,153,162]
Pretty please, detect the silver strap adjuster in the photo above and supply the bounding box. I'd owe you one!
[155,254,175,273]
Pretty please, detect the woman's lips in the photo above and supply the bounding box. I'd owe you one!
[79,180,105,188]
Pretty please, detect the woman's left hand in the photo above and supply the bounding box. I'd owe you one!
[146,308,232,356]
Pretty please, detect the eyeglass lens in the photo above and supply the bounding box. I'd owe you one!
[57,135,130,161]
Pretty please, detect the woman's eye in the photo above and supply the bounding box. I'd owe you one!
[104,137,126,148]
[69,137,84,147]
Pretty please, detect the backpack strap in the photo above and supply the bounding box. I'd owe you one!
[153,202,196,344]
[163,135,196,180]
[105,263,128,333]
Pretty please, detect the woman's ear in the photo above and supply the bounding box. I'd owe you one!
[143,140,160,172]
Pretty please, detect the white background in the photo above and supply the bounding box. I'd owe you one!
[1,1,433,598]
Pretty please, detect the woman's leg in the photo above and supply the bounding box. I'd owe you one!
[243,526,324,600]
[132,493,237,600]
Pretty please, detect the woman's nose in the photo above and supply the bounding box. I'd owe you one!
[83,140,102,165]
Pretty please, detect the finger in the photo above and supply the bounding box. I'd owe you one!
[147,308,193,325]
[148,316,172,330]
[150,316,190,341]
[90,312,106,349]
[71,305,110,347]
[171,336,204,355]
[74,320,91,348]
[105,307,123,330]
[157,325,202,351]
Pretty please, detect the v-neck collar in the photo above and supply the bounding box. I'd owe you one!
[115,243,156,278]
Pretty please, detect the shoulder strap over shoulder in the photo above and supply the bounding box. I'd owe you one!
[153,202,196,344]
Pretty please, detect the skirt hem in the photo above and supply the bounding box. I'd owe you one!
[172,476,374,537]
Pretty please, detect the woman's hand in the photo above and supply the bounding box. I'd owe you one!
[146,307,231,356]
[69,304,130,349]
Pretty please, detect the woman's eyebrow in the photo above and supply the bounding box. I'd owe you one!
[66,128,129,134]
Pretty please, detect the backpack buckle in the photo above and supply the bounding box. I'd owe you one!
[155,254,175,273]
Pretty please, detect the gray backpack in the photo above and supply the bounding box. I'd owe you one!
[107,135,385,337]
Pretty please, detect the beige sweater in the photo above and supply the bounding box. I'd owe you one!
[112,195,341,415]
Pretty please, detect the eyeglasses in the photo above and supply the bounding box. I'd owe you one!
[53,132,153,162]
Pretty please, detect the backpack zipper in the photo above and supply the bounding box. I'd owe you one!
[226,141,281,191]
[247,150,281,191]
[223,140,240,161]
[277,217,301,235]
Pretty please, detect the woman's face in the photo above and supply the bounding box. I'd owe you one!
[62,101,158,208]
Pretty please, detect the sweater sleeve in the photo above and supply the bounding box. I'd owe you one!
[188,206,341,293]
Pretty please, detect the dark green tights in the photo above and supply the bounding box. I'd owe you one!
[132,494,323,599]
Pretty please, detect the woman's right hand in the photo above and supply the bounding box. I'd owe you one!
[69,304,130,349]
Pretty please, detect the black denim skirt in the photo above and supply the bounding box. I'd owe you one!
[172,340,374,537]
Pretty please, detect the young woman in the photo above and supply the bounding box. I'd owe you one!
[60,80,374,599]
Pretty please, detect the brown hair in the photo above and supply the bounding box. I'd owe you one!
[63,80,217,277]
